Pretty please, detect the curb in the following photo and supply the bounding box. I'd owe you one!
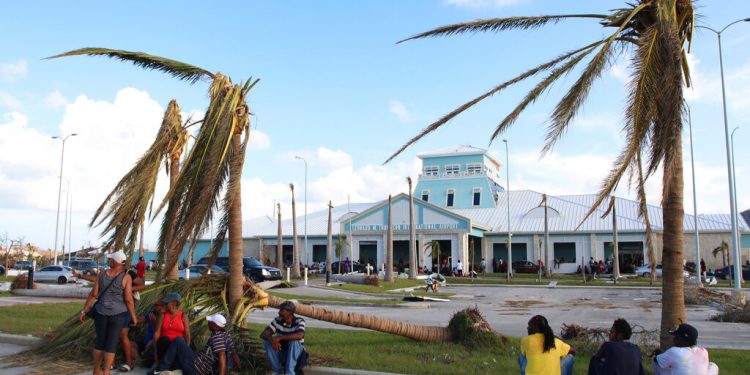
[293,299,431,309]
[0,333,41,346]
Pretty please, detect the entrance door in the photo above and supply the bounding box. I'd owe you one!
[282,245,294,268]
[312,245,326,263]
[492,243,528,272]
[359,242,377,267]
[393,240,410,271]
[604,241,644,274]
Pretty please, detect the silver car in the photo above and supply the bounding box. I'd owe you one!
[34,265,78,284]
[635,264,689,278]
[178,265,225,280]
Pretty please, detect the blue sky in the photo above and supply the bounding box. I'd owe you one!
[1,0,749,251]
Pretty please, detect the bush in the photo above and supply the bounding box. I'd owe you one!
[711,305,750,323]
[447,307,505,348]
[364,275,380,286]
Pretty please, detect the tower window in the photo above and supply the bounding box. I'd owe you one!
[421,189,430,202]
[445,164,460,176]
[473,188,481,206]
[467,163,482,175]
[424,165,438,177]
[446,189,455,207]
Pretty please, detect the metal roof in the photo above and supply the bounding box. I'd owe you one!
[238,190,748,238]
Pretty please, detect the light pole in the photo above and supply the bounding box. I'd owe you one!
[687,106,701,284]
[503,139,512,280]
[52,133,77,265]
[696,18,749,291]
[295,156,308,265]
[731,127,740,279]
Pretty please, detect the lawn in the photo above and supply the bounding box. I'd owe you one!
[330,278,424,294]
[0,301,83,336]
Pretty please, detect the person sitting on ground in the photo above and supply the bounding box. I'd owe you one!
[137,299,165,368]
[261,301,307,375]
[152,293,191,366]
[588,318,644,375]
[118,269,147,372]
[149,313,240,375]
[652,323,718,375]
[519,315,576,375]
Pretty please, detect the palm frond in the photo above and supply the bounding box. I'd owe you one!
[47,47,214,84]
[398,14,608,43]
[385,42,602,163]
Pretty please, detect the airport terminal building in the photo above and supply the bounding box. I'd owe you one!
[188,146,749,273]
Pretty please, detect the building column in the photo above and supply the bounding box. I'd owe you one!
[457,234,468,268]
[590,233,598,261]
[481,236,490,272]
[258,238,265,264]
[532,234,541,262]
[418,233,426,268]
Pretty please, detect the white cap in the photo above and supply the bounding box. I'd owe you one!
[107,250,127,264]
[206,313,227,328]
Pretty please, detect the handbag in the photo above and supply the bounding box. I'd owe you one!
[86,271,123,319]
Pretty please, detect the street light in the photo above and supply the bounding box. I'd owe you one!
[52,133,77,265]
[696,18,750,291]
[503,139,512,280]
[295,156,308,265]
[731,127,740,276]
[687,106,701,284]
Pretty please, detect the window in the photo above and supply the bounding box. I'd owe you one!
[446,189,455,207]
[445,164,460,176]
[424,165,438,177]
[473,188,481,206]
[553,243,576,263]
[421,189,430,202]
[467,163,482,175]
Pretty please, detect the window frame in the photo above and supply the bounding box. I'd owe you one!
[446,188,456,207]
[423,165,439,177]
[421,189,430,202]
[445,164,460,176]
[467,163,482,175]
[472,187,481,206]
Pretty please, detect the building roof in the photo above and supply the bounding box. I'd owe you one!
[417,145,501,165]
[239,190,748,238]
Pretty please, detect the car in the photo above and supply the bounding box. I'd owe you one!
[713,265,750,280]
[33,265,77,284]
[635,264,689,278]
[178,264,226,280]
[0,265,5,276]
[13,261,33,270]
[68,259,99,275]
[512,261,539,273]
[196,256,282,283]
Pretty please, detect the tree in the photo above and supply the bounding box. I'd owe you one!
[276,203,283,269]
[50,48,260,315]
[712,241,729,268]
[290,183,301,278]
[388,1,694,348]
[326,201,333,275]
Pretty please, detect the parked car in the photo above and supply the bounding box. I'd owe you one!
[178,264,226,280]
[0,265,5,276]
[13,261,32,270]
[196,256,282,283]
[635,264,689,278]
[34,265,77,284]
[713,265,750,280]
[512,261,539,273]
[68,259,99,275]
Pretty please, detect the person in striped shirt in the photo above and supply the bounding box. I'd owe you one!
[261,301,306,375]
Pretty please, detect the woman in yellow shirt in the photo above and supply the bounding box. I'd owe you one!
[519,315,576,375]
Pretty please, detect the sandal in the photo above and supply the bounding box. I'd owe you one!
[119,364,133,372]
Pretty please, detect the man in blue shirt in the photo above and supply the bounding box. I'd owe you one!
[588,318,644,375]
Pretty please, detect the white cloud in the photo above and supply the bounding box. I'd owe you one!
[609,61,629,84]
[0,92,22,109]
[444,0,526,8]
[388,100,413,123]
[43,91,69,109]
[280,147,353,174]
[0,60,27,81]
[248,129,271,150]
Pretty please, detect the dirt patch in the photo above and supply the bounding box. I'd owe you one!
[506,300,545,308]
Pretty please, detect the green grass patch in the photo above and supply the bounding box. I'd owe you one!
[330,279,423,294]
[0,301,83,336]
[268,291,403,305]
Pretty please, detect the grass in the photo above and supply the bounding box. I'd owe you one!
[330,278,424,294]
[448,273,740,288]
[0,301,83,336]
[268,291,404,305]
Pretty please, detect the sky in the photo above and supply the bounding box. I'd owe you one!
[1,0,749,252]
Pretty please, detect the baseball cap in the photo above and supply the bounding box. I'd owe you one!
[206,313,227,328]
[107,250,127,264]
[278,300,296,314]
[162,292,182,304]
[670,323,698,344]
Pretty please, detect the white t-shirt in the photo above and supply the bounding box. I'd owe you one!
[654,346,718,375]
[456,262,463,271]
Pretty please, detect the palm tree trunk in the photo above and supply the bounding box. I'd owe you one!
[612,197,620,280]
[660,133,686,349]
[227,133,245,315]
[290,184,301,278]
[327,201,333,275]
[166,156,181,280]
[544,194,551,277]
[408,178,417,279]
[138,221,145,258]
[276,203,282,269]
[267,295,450,342]
[385,195,394,282]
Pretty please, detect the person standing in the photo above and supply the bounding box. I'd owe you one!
[652,324,718,375]
[456,260,464,277]
[261,301,306,375]
[519,315,575,375]
[80,250,138,375]
[136,257,147,279]
[588,318,644,375]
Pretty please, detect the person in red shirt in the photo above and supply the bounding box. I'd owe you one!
[136,257,146,279]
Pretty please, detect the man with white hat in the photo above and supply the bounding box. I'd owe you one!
[149,313,240,375]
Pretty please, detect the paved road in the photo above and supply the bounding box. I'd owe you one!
[248,283,750,350]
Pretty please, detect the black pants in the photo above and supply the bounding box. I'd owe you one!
[94,311,129,353]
